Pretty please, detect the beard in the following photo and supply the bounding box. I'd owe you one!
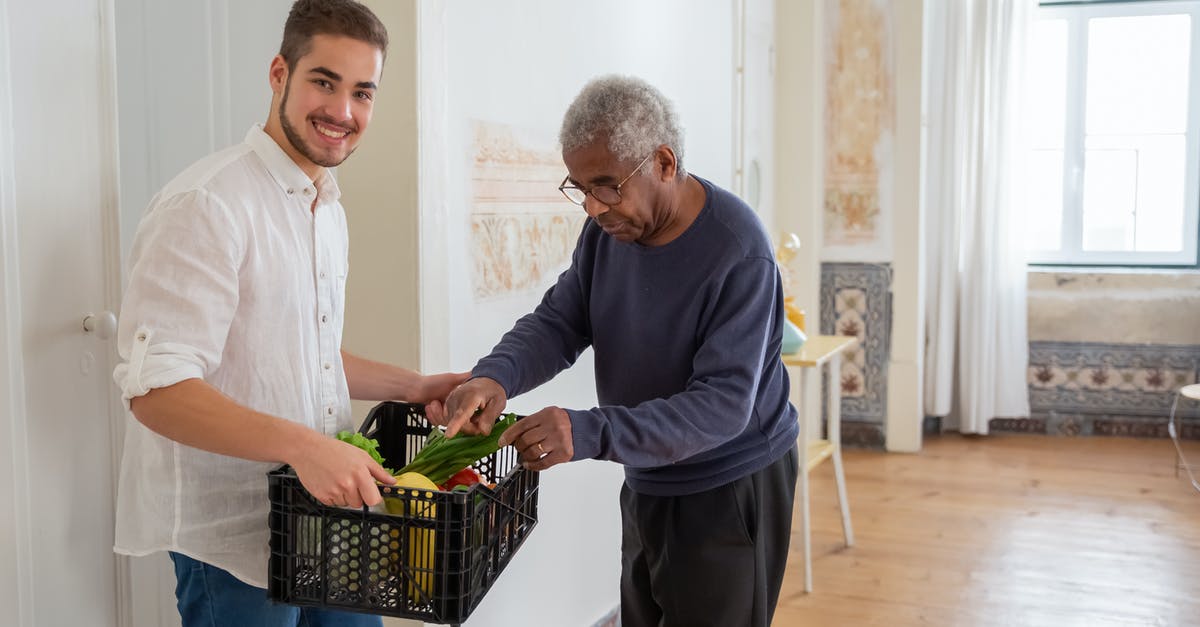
[278,75,357,169]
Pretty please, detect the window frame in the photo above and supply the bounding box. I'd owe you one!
[1029,0,1200,268]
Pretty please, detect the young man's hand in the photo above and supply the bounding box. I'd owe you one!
[289,433,395,508]
[412,371,471,404]
[413,371,471,424]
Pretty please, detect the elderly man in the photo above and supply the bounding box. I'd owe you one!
[439,75,799,627]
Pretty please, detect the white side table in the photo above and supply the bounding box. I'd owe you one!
[783,334,857,593]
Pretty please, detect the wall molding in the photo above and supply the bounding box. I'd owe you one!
[0,0,36,623]
[416,0,451,373]
[96,0,138,624]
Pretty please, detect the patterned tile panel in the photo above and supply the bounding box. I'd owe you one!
[1027,341,1200,418]
[820,262,892,426]
[988,417,1048,434]
[990,341,1200,439]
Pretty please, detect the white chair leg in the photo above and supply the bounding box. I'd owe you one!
[827,354,854,547]
[1169,390,1200,493]
[831,446,854,548]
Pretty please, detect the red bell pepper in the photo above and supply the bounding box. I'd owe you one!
[440,467,484,491]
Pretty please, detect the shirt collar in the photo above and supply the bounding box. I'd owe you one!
[244,124,342,205]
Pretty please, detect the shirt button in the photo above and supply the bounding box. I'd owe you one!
[321,314,328,323]
[323,362,332,370]
[319,272,327,280]
[327,407,334,416]
[304,188,312,196]
[287,188,295,195]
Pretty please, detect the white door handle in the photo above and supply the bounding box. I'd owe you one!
[83,311,117,340]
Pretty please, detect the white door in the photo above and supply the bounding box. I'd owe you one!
[0,0,123,626]
[2,1,296,625]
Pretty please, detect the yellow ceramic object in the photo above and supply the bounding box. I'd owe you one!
[784,297,807,333]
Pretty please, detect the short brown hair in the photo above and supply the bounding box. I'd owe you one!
[278,0,388,71]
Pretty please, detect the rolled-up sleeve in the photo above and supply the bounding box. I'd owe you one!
[113,189,242,408]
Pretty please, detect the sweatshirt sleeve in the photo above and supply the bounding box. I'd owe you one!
[470,250,593,397]
[568,256,782,467]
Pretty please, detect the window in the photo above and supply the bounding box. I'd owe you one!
[1026,0,1200,266]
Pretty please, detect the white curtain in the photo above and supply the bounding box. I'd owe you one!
[924,0,1032,434]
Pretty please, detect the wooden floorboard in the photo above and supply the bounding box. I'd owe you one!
[775,434,1200,626]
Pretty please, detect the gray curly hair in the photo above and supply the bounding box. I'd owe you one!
[559,75,686,178]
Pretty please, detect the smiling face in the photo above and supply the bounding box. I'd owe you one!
[264,33,382,180]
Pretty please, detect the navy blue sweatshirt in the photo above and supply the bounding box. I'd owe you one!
[472,176,798,496]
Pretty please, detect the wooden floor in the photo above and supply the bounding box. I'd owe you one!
[774,434,1200,627]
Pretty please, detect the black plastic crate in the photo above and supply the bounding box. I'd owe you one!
[268,402,539,624]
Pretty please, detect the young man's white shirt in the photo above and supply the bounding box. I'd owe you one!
[113,125,352,588]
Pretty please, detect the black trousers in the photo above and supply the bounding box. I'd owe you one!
[620,444,799,627]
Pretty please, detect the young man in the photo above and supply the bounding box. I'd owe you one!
[438,75,800,627]
[112,2,464,624]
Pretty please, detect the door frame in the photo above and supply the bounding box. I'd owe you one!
[96,0,138,624]
[0,0,36,624]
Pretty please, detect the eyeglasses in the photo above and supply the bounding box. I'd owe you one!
[558,152,655,207]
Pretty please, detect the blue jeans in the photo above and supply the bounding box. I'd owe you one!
[169,552,383,627]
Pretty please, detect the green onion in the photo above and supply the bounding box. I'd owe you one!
[396,413,520,485]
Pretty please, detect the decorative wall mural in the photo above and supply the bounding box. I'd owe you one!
[823,0,894,248]
[470,121,585,301]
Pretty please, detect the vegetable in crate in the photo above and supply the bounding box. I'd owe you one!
[332,413,515,603]
[387,472,438,601]
[396,413,520,485]
[335,431,392,474]
[334,430,438,600]
[440,467,484,491]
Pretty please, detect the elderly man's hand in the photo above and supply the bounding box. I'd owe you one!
[438,376,508,438]
[498,406,573,471]
[413,371,471,425]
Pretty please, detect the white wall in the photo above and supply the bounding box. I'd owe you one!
[775,0,827,450]
[417,1,739,625]
[115,0,289,259]
[774,0,925,452]
[427,0,736,377]
[886,0,924,452]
